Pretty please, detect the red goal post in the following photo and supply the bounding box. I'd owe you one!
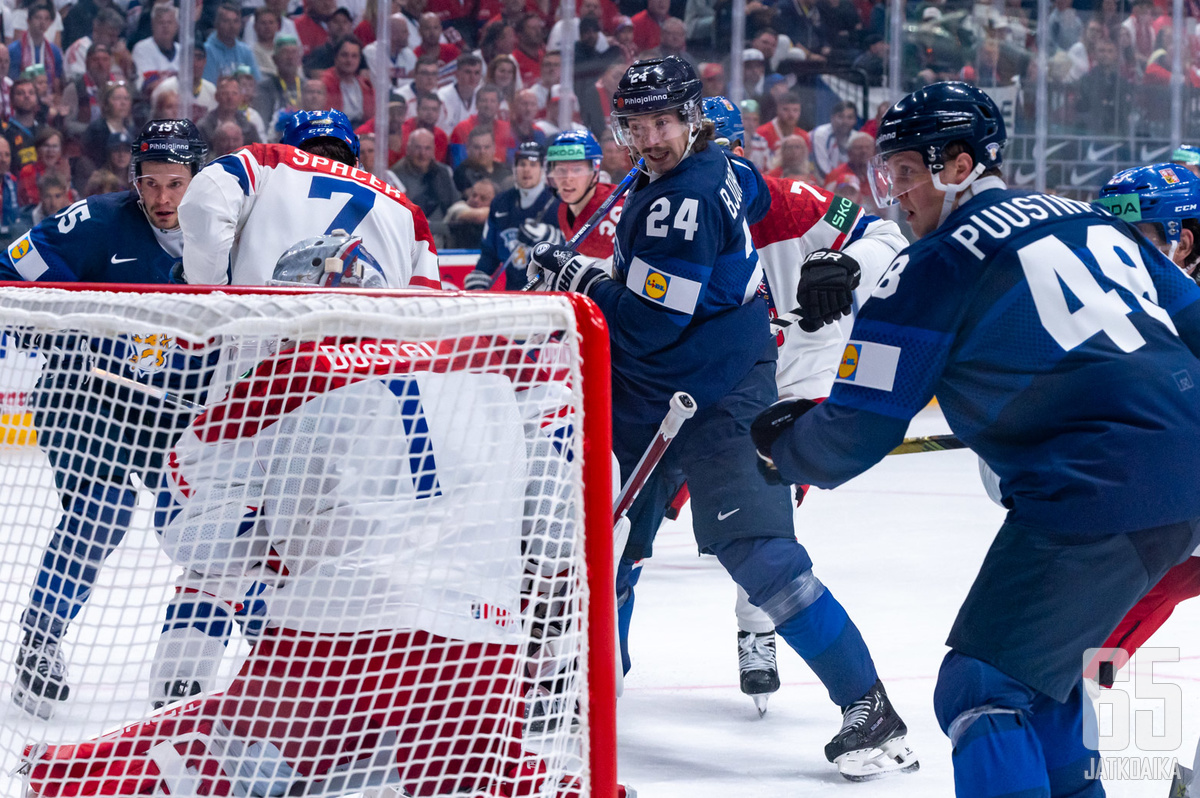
[0,284,616,798]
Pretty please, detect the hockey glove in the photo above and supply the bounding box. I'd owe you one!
[795,249,861,333]
[518,220,565,249]
[750,398,817,484]
[463,269,494,291]
[529,243,610,296]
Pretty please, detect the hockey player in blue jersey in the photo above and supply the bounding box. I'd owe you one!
[752,81,1200,797]
[0,119,217,720]
[464,140,559,291]
[528,55,918,781]
[1096,163,1200,283]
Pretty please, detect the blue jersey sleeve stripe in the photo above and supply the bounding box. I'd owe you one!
[1165,290,1200,317]
[215,155,251,195]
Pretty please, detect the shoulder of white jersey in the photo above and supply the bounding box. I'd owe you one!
[752,174,863,250]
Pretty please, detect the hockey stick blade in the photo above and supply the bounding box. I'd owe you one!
[521,158,645,292]
[888,434,966,455]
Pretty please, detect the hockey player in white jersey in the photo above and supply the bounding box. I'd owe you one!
[177,109,440,289]
[701,96,906,714]
[19,237,599,798]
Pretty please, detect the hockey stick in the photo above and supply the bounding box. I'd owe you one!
[89,367,202,411]
[521,158,645,292]
[889,433,965,455]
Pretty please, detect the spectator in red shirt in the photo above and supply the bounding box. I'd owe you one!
[449,83,513,166]
[756,90,810,154]
[294,0,338,56]
[320,36,375,124]
[480,0,534,30]
[400,91,450,162]
[414,12,462,66]
[18,127,74,207]
[631,0,670,52]
[511,13,545,86]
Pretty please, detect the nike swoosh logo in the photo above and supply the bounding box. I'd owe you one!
[494,212,508,218]
[1013,166,1037,186]
[717,508,741,521]
[1042,140,1071,158]
[1086,142,1122,162]
[1071,166,1107,186]
[110,255,136,264]
[1141,143,1173,162]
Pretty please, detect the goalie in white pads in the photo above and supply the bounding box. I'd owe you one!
[20,237,593,798]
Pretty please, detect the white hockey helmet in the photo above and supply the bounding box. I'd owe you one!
[272,230,386,289]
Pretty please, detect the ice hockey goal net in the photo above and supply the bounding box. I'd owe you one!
[0,285,615,798]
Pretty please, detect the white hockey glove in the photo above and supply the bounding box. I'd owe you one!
[517,220,565,249]
[528,243,610,296]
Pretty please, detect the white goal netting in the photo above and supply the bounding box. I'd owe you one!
[0,287,611,798]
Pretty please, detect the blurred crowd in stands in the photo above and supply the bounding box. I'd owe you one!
[0,0,1185,249]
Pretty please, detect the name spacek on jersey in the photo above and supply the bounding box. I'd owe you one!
[178,143,441,288]
[593,146,772,424]
[772,182,1200,535]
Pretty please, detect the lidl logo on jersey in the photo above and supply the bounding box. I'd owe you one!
[644,270,669,299]
[627,257,702,314]
[823,196,859,234]
[834,340,902,392]
[8,236,29,261]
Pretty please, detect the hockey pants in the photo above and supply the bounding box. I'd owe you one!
[935,651,1102,798]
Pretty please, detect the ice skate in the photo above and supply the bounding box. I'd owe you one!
[737,630,779,717]
[151,678,202,710]
[824,679,918,782]
[11,632,70,720]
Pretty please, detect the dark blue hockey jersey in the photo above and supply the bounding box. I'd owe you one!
[591,146,773,424]
[0,191,179,283]
[772,182,1200,535]
[473,182,559,290]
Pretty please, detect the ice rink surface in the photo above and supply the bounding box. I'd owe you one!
[0,404,1199,797]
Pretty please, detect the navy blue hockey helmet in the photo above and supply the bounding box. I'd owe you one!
[282,109,361,159]
[702,96,744,149]
[515,140,545,163]
[611,56,703,142]
[1096,163,1200,250]
[131,119,208,176]
[870,81,1006,206]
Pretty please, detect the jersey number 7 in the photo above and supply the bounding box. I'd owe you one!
[308,176,377,235]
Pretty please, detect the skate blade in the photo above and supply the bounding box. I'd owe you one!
[834,735,919,782]
[11,686,57,721]
[752,694,769,717]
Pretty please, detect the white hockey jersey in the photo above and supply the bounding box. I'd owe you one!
[161,336,576,646]
[177,143,441,289]
[750,175,907,399]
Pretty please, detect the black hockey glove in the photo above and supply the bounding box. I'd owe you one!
[795,249,861,333]
[750,398,817,484]
[517,220,565,249]
[529,243,610,296]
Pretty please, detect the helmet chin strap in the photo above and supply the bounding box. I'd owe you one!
[931,162,986,228]
[1168,240,1180,263]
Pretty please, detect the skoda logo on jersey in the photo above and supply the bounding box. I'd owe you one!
[643,270,669,300]
[8,237,29,261]
[838,344,861,380]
